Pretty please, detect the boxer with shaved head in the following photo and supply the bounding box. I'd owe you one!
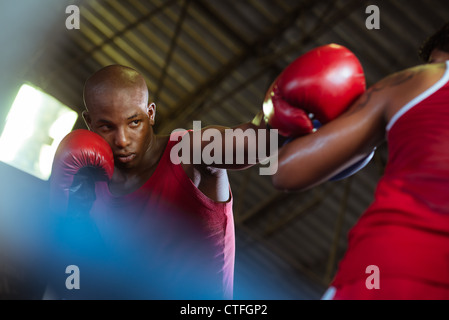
[49,45,366,299]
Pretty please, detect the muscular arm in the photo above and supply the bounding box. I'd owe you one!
[178,110,282,202]
[185,44,367,173]
[271,63,447,192]
[183,110,285,171]
[183,67,414,174]
[271,93,385,192]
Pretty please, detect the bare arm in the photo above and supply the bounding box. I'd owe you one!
[182,110,286,171]
[271,63,447,192]
[271,94,385,191]
[175,110,282,202]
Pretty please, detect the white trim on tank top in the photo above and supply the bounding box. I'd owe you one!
[386,60,449,132]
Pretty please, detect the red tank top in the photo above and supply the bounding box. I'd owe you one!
[90,130,235,299]
[332,61,449,287]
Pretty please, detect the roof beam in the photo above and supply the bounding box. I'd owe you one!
[42,0,179,86]
[154,0,191,101]
[156,0,317,133]
[157,0,367,134]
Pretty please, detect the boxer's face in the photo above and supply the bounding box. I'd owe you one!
[83,85,155,171]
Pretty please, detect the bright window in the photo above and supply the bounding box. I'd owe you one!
[0,84,78,180]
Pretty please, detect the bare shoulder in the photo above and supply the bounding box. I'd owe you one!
[347,63,446,120]
[382,63,447,121]
[381,63,445,86]
[182,159,230,203]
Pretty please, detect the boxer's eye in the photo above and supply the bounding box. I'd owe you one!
[99,124,112,131]
[130,120,140,127]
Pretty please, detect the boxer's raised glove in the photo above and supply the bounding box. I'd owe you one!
[49,129,114,216]
[263,43,366,137]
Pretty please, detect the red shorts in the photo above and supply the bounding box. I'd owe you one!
[325,278,449,300]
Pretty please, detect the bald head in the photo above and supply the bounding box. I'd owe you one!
[83,64,149,111]
[82,64,156,138]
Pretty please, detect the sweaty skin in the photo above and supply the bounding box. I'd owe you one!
[82,65,270,201]
[83,65,169,197]
[271,61,448,191]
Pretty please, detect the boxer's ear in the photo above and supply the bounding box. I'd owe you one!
[147,103,156,125]
[82,111,92,130]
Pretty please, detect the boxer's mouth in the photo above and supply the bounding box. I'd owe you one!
[116,153,136,163]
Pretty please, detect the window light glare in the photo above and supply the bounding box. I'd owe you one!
[0,84,78,180]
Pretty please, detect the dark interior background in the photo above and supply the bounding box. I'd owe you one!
[0,0,448,299]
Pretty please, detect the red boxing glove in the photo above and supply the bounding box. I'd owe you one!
[263,43,366,137]
[49,129,114,215]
